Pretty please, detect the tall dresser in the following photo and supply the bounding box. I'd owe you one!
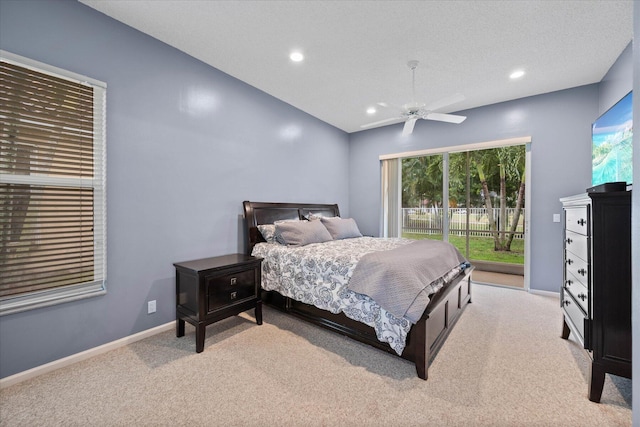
[559,190,631,402]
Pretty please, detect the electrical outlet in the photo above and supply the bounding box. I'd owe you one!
[147,300,156,314]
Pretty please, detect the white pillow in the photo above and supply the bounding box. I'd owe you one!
[320,217,363,240]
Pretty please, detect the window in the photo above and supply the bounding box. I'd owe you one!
[0,51,106,315]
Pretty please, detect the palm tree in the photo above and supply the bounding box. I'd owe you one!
[402,155,443,208]
[472,146,525,251]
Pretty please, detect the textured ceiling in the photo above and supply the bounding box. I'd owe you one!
[79,0,633,133]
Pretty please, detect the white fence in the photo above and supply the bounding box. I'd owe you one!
[402,207,525,239]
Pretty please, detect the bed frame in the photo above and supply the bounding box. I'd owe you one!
[242,201,472,380]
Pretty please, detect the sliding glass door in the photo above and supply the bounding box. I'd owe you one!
[396,143,527,287]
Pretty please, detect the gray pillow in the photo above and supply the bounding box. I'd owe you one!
[320,217,363,240]
[275,220,333,246]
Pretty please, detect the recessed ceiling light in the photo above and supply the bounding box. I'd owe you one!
[510,70,525,79]
[289,51,304,62]
[366,107,376,115]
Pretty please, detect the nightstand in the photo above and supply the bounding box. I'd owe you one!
[174,254,262,352]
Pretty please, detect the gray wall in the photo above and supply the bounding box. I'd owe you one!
[599,43,633,114]
[349,85,599,293]
[0,0,349,378]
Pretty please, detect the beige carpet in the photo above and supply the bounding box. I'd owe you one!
[0,284,631,426]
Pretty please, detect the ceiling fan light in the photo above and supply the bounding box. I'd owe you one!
[510,70,525,79]
[366,107,376,114]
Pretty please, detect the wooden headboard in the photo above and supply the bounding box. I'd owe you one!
[242,201,340,254]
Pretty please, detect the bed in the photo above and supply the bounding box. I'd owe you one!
[242,201,473,380]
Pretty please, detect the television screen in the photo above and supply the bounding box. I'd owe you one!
[592,91,633,187]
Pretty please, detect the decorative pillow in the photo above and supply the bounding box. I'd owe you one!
[258,219,300,244]
[275,220,333,246]
[306,213,335,221]
[257,224,278,243]
[320,217,363,240]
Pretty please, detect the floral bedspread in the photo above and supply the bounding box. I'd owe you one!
[252,236,463,355]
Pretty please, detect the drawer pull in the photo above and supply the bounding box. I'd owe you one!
[577,268,586,276]
[566,238,572,244]
[577,218,586,226]
[566,259,573,265]
[577,293,587,301]
[230,277,237,285]
[230,291,237,300]
[563,299,571,307]
[565,279,573,286]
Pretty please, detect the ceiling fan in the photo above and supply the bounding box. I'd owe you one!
[361,60,467,136]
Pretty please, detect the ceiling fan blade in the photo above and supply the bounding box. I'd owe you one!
[424,93,465,112]
[360,116,404,129]
[424,112,467,124]
[402,118,418,136]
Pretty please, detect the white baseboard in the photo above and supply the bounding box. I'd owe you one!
[528,288,560,298]
[0,321,174,389]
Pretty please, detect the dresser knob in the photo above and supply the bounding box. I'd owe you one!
[230,291,237,300]
[230,277,237,285]
[566,259,573,265]
[563,299,571,307]
[578,293,587,301]
[565,279,573,286]
[577,218,586,226]
[578,268,586,276]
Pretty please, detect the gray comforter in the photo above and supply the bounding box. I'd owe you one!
[348,239,468,323]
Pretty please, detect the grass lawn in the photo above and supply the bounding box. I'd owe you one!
[402,232,525,264]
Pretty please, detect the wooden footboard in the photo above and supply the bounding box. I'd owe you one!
[262,267,473,380]
[406,266,473,379]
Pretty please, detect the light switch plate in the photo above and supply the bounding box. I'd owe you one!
[553,214,561,223]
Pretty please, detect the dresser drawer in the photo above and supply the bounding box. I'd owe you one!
[565,252,589,287]
[565,230,589,263]
[565,206,589,235]
[206,269,257,313]
[564,271,588,313]
[562,293,586,346]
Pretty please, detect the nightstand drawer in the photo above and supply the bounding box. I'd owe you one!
[207,269,257,312]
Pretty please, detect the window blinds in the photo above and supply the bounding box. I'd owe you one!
[0,54,106,312]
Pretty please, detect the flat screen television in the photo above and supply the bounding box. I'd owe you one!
[591,91,633,188]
